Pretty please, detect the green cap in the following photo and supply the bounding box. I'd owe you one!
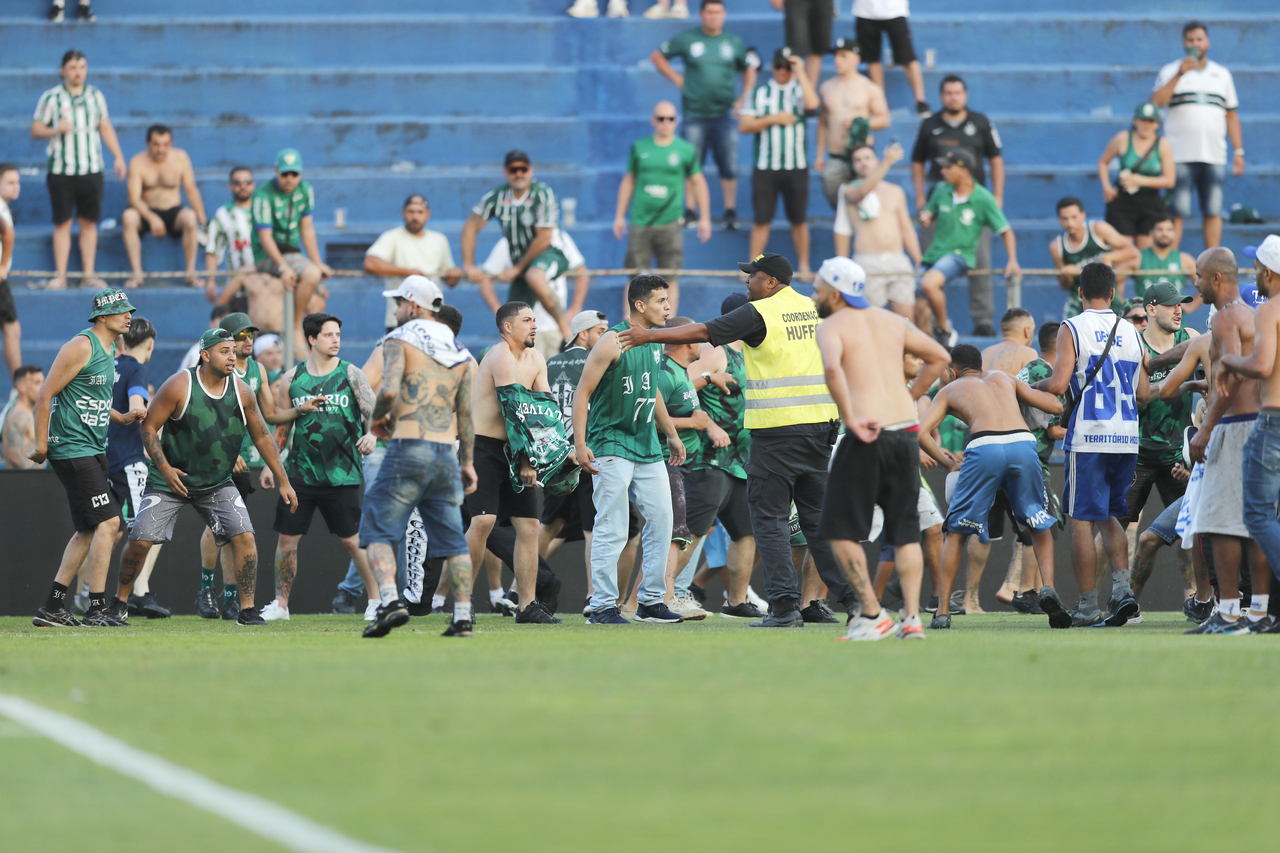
[274,148,304,174]
[1143,281,1193,308]
[218,312,259,336]
[1134,102,1160,121]
[89,288,137,319]
[199,328,235,351]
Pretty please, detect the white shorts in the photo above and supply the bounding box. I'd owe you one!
[1191,417,1253,538]
[865,482,943,542]
[853,251,916,308]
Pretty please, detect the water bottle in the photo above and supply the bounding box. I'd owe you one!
[561,197,577,227]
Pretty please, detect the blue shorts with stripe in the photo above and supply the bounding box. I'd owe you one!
[944,432,1055,544]
[1063,450,1137,522]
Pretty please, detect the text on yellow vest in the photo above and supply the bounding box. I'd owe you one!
[742,286,838,429]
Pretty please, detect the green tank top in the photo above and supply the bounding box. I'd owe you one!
[1060,222,1125,318]
[657,354,703,465]
[48,330,115,460]
[1139,328,1193,466]
[693,344,749,478]
[1132,246,1189,301]
[146,368,246,496]
[286,359,364,487]
[585,322,662,463]
[1118,131,1163,178]
[234,358,264,467]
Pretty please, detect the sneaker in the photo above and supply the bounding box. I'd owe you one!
[1009,589,1044,614]
[515,600,562,624]
[948,589,967,615]
[642,2,667,17]
[880,576,905,611]
[260,600,290,621]
[749,609,803,628]
[605,0,629,16]
[588,606,631,624]
[220,596,241,621]
[933,325,958,348]
[972,322,997,338]
[236,606,266,626]
[104,598,130,624]
[916,100,933,118]
[129,592,171,619]
[491,595,518,617]
[668,2,689,18]
[442,619,474,638]
[1126,613,1145,625]
[47,4,64,22]
[683,209,697,229]
[722,209,739,231]
[1183,596,1215,624]
[928,612,951,630]
[364,600,381,622]
[331,590,361,615]
[566,0,599,17]
[719,601,764,619]
[1100,594,1140,627]
[1069,608,1105,628]
[1260,616,1280,634]
[81,608,127,627]
[799,599,839,624]
[406,598,435,617]
[33,606,80,627]
[362,599,410,638]
[634,601,683,623]
[1185,612,1248,635]
[1246,615,1273,633]
[582,596,593,618]
[745,585,769,613]
[689,583,706,606]
[75,3,94,21]
[839,610,896,641]
[195,587,220,619]
[670,592,708,621]
[896,613,926,639]
[923,595,939,614]
[1038,587,1073,629]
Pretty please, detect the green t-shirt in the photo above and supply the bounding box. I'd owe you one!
[285,359,364,487]
[233,358,265,467]
[1139,328,1193,467]
[626,135,701,228]
[1016,358,1059,469]
[471,181,559,262]
[146,368,246,497]
[547,346,590,439]
[922,182,1009,268]
[48,330,115,460]
[693,344,748,478]
[659,28,753,119]
[657,354,703,465]
[1133,246,1190,301]
[585,322,663,464]
[251,177,315,263]
[938,415,968,455]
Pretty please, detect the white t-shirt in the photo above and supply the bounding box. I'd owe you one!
[482,229,584,333]
[853,0,908,20]
[1152,59,1238,165]
[832,182,882,237]
[366,226,456,328]
[0,198,12,233]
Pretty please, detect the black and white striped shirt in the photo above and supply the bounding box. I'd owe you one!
[33,83,110,176]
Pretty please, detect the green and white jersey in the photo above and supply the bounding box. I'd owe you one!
[1132,246,1190,301]
[47,330,115,460]
[285,359,364,487]
[922,182,1009,268]
[742,78,809,171]
[546,346,590,439]
[33,83,109,176]
[146,368,247,497]
[471,181,559,262]
[251,178,315,263]
[233,358,265,467]
[207,202,258,271]
[626,135,701,228]
[585,322,662,464]
[1016,357,1058,471]
[657,354,702,465]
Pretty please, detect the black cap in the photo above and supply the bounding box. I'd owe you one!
[941,148,976,172]
[737,252,793,285]
[831,37,859,54]
[721,291,750,315]
[771,47,792,67]
[504,150,531,168]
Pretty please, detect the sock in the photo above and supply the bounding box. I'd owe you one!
[200,568,216,590]
[87,590,107,612]
[45,582,69,611]
[1111,569,1132,596]
[431,594,446,609]
[454,602,473,622]
[1220,597,1241,618]
[1078,589,1098,613]
[223,584,237,604]
[1248,595,1268,621]
[489,588,505,604]
[378,583,398,604]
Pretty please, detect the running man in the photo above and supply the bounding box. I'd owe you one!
[262,312,376,620]
[918,344,1067,629]
[30,289,145,627]
[110,328,296,625]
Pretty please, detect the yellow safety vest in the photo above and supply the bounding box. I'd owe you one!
[743,286,838,429]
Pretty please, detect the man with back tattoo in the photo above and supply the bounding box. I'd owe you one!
[360,276,478,638]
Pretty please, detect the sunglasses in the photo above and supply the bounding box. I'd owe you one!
[234,330,256,341]
[1124,314,1147,323]
[653,116,677,123]
[507,166,529,175]
[279,171,300,178]
[231,179,254,186]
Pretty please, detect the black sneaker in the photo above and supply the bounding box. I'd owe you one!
[1183,596,1214,624]
[33,606,80,627]
[405,598,434,617]
[683,208,697,229]
[362,599,410,637]
[972,323,997,338]
[923,595,939,614]
[689,583,706,606]
[75,3,94,21]
[195,587,220,619]
[722,208,738,231]
[515,600,562,624]
[236,606,266,626]
[1245,615,1273,634]
[104,598,130,624]
[81,608,127,627]
[1260,616,1280,634]
[719,601,763,619]
[442,619,474,637]
[916,100,933,118]
[1101,594,1140,627]
[928,613,951,629]
[1038,586,1073,629]
[949,589,967,615]
[331,589,360,615]
[582,596,592,618]
[1185,612,1248,635]
[749,609,803,628]
[538,573,562,615]
[880,576,905,611]
[220,596,241,621]
[588,606,630,624]
[799,600,839,624]
[129,592,171,619]
[933,325,958,349]
[47,4,64,22]
[635,601,684,623]
[1070,608,1105,628]
[1010,589,1044,614]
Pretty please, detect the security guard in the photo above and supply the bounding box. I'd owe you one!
[619,253,854,626]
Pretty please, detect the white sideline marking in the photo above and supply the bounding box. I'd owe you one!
[0,694,406,853]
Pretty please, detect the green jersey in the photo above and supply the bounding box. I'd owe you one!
[251,177,315,263]
[471,181,559,263]
[693,344,748,478]
[234,358,265,467]
[657,354,702,465]
[285,359,364,487]
[626,135,701,228]
[922,182,1009,268]
[585,322,663,463]
[48,330,115,460]
[659,28,753,119]
[33,83,110,176]
[146,368,246,496]
[546,346,590,439]
[1139,328,1193,467]
[1133,246,1190,301]
[1058,221,1126,317]
[1016,358,1059,469]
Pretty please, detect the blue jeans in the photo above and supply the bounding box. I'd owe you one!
[1241,413,1280,581]
[922,252,970,288]
[1147,495,1183,545]
[358,439,467,558]
[1171,162,1225,218]
[683,113,738,181]
[589,456,673,611]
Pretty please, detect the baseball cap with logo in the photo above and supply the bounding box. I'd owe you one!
[199,328,235,351]
[274,148,304,174]
[89,288,137,319]
[1143,281,1193,308]
[1244,235,1280,276]
[218,312,259,336]
[1134,101,1160,121]
[817,257,870,309]
[737,252,793,285]
[570,310,607,338]
[941,148,976,172]
[382,274,444,311]
[831,37,859,54]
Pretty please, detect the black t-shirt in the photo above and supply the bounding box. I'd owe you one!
[705,303,768,348]
[910,110,1002,189]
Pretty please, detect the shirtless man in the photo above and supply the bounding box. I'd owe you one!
[831,143,920,318]
[815,38,890,209]
[1186,246,1271,634]
[360,276,477,638]
[2,365,43,468]
[466,301,561,624]
[811,256,950,640]
[122,125,206,288]
[918,344,1067,629]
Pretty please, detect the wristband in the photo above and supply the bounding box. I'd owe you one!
[1234,149,1245,156]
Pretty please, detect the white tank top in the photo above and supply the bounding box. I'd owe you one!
[1063,308,1142,454]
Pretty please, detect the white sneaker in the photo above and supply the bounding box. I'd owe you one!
[669,2,689,17]
[260,600,290,621]
[1126,613,1144,625]
[606,0,629,17]
[670,592,709,621]
[491,595,518,617]
[746,585,769,613]
[896,613,926,639]
[566,0,599,17]
[839,610,895,641]
[642,2,667,17]
[364,599,381,622]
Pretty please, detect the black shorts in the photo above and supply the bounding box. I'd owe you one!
[684,467,752,540]
[1105,190,1170,239]
[541,476,643,541]
[854,15,918,65]
[232,469,256,501]
[784,0,834,56]
[818,428,920,546]
[752,168,809,226]
[668,464,692,545]
[0,280,17,325]
[273,482,361,538]
[466,434,540,520]
[51,454,120,532]
[1117,459,1186,526]
[108,460,149,528]
[137,206,186,239]
[47,171,104,225]
[987,489,1033,546]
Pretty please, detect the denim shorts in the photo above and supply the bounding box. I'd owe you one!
[1171,162,1225,219]
[682,114,738,181]
[1147,495,1182,544]
[922,252,970,287]
[358,439,468,558]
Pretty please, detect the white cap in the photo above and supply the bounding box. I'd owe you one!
[570,309,608,338]
[253,333,282,357]
[816,257,869,308]
[1245,235,1280,276]
[382,274,443,311]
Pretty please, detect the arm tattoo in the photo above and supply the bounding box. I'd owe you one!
[142,427,169,469]
[456,361,476,465]
[348,363,376,430]
[375,340,406,421]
